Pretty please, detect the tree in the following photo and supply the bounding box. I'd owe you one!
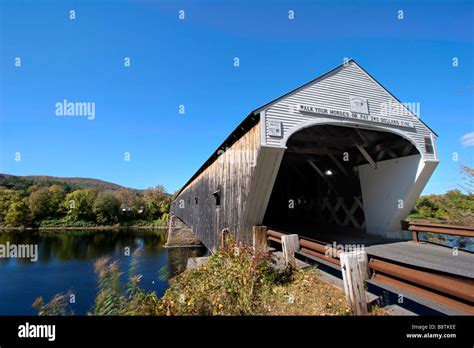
[114,189,143,221]
[93,191,121,224]
[159,199,170,215]
[49,185,66,216]
[5,198,30,226]
[143,186,168,220]
[443,189,474,225]
[28,187,52,221]
[64,189,99,222]
[115,189,140,209]
[0,189,22,224]
[458,164,473,194]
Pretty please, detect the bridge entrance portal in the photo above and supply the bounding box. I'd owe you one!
[262,124,420,243]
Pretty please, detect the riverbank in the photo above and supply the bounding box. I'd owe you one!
[29,233,388,316]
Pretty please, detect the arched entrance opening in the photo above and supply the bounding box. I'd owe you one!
[262,124,420,243]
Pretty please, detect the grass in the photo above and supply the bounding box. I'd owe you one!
[263,268,387,315]
[264,268,351,315]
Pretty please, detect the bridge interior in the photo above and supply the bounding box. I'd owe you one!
[262,124,419,243]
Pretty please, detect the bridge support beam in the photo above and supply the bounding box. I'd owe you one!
[166,213,202,247]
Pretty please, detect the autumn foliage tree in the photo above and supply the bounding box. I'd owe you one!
[0,176,171,227]
[64,189,99,222]
[93,191,121,224]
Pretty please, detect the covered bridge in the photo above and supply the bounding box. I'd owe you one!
[170,59,439,252]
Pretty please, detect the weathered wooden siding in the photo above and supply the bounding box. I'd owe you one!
[170,123,261,251]
[263,61,437,162]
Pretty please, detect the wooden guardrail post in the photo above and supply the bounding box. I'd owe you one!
[281,234,299,268]
[252,225,267,253]
[340,250,369,315]
[220,228,230,250]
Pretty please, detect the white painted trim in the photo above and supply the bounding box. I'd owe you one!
[258,149,284,223]
[260,110,267,146]
[430,133,439,162]
[261,144,287,151]
[279,117,427,161]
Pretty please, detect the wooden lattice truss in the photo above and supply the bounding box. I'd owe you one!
[322,196,365,228]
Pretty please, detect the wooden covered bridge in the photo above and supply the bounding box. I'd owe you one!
[170,59,439,251]
[169,59,474,315]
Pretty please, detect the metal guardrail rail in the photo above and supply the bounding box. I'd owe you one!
[406,221,474,243]
[267,229,341,265]
[266,228,474,315]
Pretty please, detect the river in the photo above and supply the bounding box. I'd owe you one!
[0,229,205,315]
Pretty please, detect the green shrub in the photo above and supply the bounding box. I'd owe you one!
[38,218,66,227]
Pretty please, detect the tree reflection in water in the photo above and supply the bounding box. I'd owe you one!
[0,229,170,263]
[0,229,206,314]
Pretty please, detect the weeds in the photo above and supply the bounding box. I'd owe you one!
[159,236,294,315]
[33,235,383,316]
[34,248,161,316]
[32,291,75,316]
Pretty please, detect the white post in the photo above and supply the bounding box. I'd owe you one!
[281,234,299,268]
[340,250,369,315]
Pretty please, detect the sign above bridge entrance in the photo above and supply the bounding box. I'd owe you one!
[297,103,415,129]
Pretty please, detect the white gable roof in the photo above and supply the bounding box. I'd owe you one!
[261,59,437,161]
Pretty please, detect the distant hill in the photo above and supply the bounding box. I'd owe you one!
[0,173,140,192]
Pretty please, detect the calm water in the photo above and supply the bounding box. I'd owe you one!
[0,229,205,315]
[419,233,474,252]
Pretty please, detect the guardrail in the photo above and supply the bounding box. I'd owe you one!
[368,257,474,314]
[406,221,474,243]
[266,227,474,315]
[267,229,341,265]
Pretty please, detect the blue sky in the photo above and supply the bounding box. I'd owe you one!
[0,0,472,194]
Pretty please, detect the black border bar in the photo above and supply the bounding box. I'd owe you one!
[0,315,472,346]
